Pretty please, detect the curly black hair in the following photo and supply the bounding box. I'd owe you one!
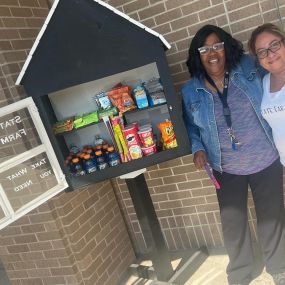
[186,25,244,78]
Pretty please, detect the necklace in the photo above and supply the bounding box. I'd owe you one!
[213,79,224,89]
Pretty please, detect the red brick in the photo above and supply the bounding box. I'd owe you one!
[14,234,37,244]
[0,40,12,50]
[229,3,259,22]
[20,278,44,285]
[0,0,19,5]
[138,3,166,20]
[2,17,27,27]
[29,242,53,251]
[3,50,26,63]
[159,200,182,209]
[226,0,253,11]
[18,28,38,38]
[7,244,29,253]
[25,17,44,27]
[11,39,33,49]
[230,15,263,34]
[50,266,75,276]
[108,0,130,7]
[19,0,39,7]
[27,268,50,277]
[166,50,188,65]
[0,6,11,16]
[199,4,225,21]
[37,0,49,8]
[10,7,33,17]
[123,0,149,14]
[155,8,182,25]
[154,184,178,194]
[0,29,19,40]
[165,0,189,9]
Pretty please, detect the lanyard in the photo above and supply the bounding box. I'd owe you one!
[205,72,241,150]
[205,71,231,128]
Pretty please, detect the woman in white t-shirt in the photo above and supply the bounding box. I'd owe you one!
[249,23,285,166]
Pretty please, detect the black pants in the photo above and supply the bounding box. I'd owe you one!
[213,159,285,284]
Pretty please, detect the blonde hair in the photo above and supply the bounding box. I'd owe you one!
[248,23,285,56]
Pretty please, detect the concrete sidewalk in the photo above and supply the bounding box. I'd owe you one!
[122,246,276,285]
[184,249,274,285]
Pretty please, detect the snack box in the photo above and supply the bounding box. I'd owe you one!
[74,111,99,129]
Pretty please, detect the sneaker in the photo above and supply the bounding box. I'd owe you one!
[272,272,285,285]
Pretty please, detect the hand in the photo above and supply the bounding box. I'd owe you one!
[193,150,207,170]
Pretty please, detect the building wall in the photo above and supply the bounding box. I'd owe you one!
[1,0,285,284]
[0,1,135,284]
[107,0,285,252]
[0,181,134,285]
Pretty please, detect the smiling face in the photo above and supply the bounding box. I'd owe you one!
[255,31,285,75]
[200,33,226,78]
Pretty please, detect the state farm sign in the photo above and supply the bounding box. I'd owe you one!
[0,97,68,230]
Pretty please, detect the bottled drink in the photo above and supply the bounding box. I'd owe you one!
[65,155,73,168]
[69,145,80,155]
[86,147,95,158]
[102,143,109,159]
[107,146,120,167]
[70,157,85,176]
[95,150,108,170]
[95,144,103,152]
[83,154,97,173]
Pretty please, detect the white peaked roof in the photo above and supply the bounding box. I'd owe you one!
[15,0,171,86]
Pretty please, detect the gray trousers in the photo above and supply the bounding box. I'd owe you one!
[214,159,285,284]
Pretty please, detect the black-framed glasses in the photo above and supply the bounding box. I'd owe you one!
[256,39,284,59]
[198,42,224,55]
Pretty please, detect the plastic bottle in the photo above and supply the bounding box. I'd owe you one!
[102,143,109,158]
[107,146,120,167]
[86,147,95,158]
[83,153,97,173]
[95,150,108,170]
[95,144,103,152]
[70,157,85,176]
[69,145,80,156]
[65,155,73,167]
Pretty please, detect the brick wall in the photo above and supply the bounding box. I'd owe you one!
[106,0,285,253]
[0,181,135,285]
[0,0,135,284]
[1,0,285,284]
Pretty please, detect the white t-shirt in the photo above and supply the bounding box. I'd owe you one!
[261,73,285,166]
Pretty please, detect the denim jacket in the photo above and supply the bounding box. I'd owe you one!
[181,55,275,172]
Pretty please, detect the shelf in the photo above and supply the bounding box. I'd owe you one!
[67,145,190,189]
[124,102,167,115]
[54,102,167,136]
[55,119,103,136]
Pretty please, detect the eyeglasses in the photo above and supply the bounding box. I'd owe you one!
[198,42,224,55]
[256,40,284,59]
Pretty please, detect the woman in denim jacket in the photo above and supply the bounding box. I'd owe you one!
[182,25,285,285]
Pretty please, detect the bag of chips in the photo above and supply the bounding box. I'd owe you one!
[107,85,136,113]
[93,91,113,110]
[158,120,177,149]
